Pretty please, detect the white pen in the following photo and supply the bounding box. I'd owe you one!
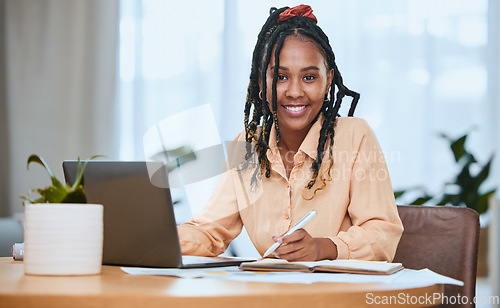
[263,210,317,258]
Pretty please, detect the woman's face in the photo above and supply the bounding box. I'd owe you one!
[264,35,334,139]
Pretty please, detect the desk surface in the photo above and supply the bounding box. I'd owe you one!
[0,258,443,308]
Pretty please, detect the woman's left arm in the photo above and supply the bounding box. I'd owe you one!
[329,118,404,261]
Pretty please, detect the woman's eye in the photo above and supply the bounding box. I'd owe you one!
[277,74,287,80]
[304,75,315,81]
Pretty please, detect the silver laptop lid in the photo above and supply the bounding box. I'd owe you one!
[63,160,182,268]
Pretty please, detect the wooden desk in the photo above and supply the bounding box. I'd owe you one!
[0,258,443,307]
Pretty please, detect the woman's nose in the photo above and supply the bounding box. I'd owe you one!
[285,79,304,98]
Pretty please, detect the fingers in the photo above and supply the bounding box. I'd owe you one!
[272,229,316,261]
[281,229,308,244]
[273,228,307,245]
[275,244,308,260]
[276,246,311,261]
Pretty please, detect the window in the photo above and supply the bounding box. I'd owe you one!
[117,0,497,208]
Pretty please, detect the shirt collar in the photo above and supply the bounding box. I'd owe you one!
[267,113,325,161]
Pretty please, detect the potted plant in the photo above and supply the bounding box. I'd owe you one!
[20,154,103,276]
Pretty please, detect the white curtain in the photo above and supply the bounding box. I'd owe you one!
[3,0,119,215]
[117,0,499,207]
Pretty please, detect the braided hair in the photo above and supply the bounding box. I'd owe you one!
[243,6,360,198]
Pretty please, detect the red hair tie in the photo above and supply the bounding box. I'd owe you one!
[277,5,317,24]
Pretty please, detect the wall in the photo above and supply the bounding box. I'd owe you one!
[3,0,118,215]
[0,0,11,217]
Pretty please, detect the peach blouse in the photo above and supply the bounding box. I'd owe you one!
[178,117,403,261]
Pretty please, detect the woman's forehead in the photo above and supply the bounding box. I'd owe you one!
[269,35,329,68]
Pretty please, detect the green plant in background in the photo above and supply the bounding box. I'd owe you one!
[395,132,496,214]
[151,145,197,173]
[151,146,196,206]
[19,154,101,205]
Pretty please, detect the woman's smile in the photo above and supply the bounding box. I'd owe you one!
[283,104,307,114]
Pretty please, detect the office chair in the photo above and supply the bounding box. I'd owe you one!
[393,205,480,308]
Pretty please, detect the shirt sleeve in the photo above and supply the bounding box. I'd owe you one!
[177,139,245,257]
[329,118,404,261]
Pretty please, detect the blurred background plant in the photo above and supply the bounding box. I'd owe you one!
[152,145,196,173]
[395,131,496,215]
[151,145,196,207]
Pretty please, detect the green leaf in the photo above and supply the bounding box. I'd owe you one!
[435,194,459,206]
[394,191,405,199]
[19,194,43,205]
[72,157,86,190]
[440,133,467,163]
[476,189,496,214]
[61,186,87,203]
[27,154,55,178]
[39,185,69,203]
[455,163,473,192]
[410,196,433,205]
[471,156,493,191]
[27,154,66,192]
[71,155,105,191]
[450,134,467,162]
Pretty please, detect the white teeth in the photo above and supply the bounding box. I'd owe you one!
[284,106,306,112]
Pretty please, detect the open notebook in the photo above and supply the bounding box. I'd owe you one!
[63,160,254,268]
[239,259,404,275]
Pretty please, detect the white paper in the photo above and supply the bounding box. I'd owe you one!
[121,267,463,286]
[121,266,242,279]
[391,268,464,287]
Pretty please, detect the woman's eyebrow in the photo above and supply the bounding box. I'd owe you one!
[301,66,320,72]
[270,66,320,71]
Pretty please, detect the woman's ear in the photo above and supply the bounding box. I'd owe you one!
[325,69,334,95]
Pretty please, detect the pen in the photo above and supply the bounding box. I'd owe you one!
[263,210,317,258]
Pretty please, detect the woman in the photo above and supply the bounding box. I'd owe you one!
[178,5,403,262]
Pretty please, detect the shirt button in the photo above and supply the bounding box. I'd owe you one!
[285,213,290,219]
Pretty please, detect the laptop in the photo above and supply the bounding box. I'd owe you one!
[63,160,254,268]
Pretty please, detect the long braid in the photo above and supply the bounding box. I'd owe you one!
[255,19,287,177]
[270,31,289,143]
[243,6,360,198]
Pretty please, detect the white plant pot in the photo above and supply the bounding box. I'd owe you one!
[23,204,103,275]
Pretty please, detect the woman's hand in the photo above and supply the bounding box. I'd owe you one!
[272,229,338,261]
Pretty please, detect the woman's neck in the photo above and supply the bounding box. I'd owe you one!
[277,126,311,179]
[277,124,310,154]
[278,136,301,155]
